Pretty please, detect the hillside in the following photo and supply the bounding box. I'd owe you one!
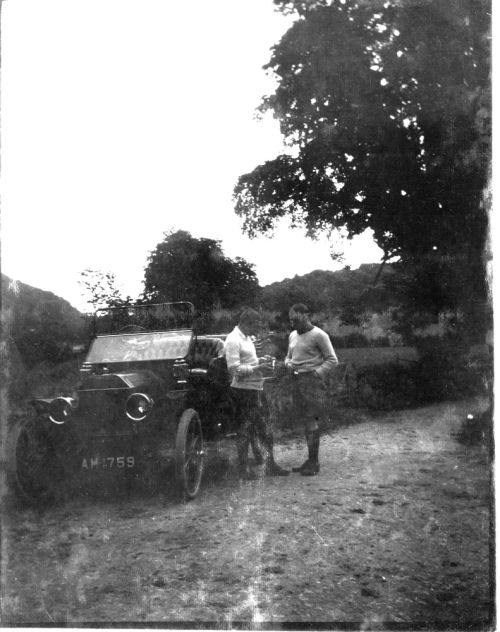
[259,263,398,316]
[1,274,86,367]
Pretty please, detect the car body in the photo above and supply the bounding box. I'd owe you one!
[6,303,237,504]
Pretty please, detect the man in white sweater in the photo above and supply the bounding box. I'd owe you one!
[285,303,338,476]
[225,308,289,480]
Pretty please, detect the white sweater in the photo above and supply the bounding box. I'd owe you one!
[224,326,264,391]
[285,326,338,380]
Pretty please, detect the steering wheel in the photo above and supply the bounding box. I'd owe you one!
[119,325,147,333]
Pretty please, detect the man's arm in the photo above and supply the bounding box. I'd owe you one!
[314,330,338,380]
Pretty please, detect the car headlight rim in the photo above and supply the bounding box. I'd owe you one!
[125,392,154,421]
[48,397,76,425]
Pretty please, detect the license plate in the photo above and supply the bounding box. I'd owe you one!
[81,456,135,470]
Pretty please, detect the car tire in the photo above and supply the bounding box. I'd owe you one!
[5,417,64,506]
[175,408,204,500]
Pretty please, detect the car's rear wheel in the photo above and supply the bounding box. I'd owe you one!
[175,409,203,500]
[5,418,65,506]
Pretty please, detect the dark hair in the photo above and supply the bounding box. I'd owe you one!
[239,307,260,326]
[290,303,309,314]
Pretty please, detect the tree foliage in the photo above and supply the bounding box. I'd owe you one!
[234,0,490,323]
[142,230,260,310]
[260,263,397,318]
[79,269,132,311]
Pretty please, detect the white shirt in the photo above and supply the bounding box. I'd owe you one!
[224,326,264,391]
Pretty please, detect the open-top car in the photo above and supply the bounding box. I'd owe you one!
[6,302,241,505]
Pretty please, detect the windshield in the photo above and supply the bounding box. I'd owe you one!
[94,302,194,334]
[86,330,193,363]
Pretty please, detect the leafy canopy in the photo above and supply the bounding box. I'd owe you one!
[142,230,260,311]
[234,0,490,266]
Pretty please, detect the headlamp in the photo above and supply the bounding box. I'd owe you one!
[126,392,154,421]
[49,397,77,425]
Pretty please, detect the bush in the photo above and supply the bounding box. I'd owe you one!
[454,408,493,451]
[331,332,369,348]
[25,358,81,399]
[352,362,419,410]
[330,333,393,348]
[414,336,487,402]
[344,336,488,410]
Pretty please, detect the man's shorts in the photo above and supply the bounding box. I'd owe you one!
[292,371,329,422]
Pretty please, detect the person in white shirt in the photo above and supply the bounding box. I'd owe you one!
[224,308,289,480]
[286,303,338,476]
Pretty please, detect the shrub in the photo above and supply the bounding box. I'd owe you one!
[454,408,493,452]
[330,333,371,348]
[343,336,489,411]
[330,332,393,349]
[414,336,487,402]
[352,362,419,410]
[374,335,391,347]
[25,358,81,399]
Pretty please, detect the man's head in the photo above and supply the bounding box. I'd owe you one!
[238,307,261,336]
[289,303,312,334]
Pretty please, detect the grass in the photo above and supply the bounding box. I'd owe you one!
[336,346,419,367]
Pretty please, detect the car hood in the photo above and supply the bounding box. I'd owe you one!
[79,370,163,392]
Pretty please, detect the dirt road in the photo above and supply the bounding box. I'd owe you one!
[1,398,493,628]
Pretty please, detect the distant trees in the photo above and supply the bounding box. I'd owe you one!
[142,230,260,311]
[234,0,491,337]
[77,231,260,321]
[259,264,396,318]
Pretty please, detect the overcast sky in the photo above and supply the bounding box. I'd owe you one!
[1,0,383,312]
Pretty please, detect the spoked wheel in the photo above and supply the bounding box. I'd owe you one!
[175,409,204,500]
[6,418,65,506]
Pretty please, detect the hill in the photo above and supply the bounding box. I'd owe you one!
[1,274,86,368]
[259,263,398,318]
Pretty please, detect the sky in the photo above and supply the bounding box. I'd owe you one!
[1,0,384,312]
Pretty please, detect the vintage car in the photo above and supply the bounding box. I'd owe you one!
[6,302,243,505]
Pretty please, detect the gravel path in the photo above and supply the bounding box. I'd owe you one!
[1,398,493,628]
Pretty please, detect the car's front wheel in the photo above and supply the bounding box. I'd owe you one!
[5,418,65,506]
[175,409,203,500]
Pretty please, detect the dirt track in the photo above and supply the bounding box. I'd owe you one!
[1,398,493,628]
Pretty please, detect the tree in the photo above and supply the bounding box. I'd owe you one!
[79,269,132,312]
[259,264,397,316]
[142,230,260,310]
[234,0,490,334]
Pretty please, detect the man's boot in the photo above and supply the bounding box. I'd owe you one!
[237,435,258,480]
[263,434,289,476]
[300,430,320,476]
[292,431,313,472]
